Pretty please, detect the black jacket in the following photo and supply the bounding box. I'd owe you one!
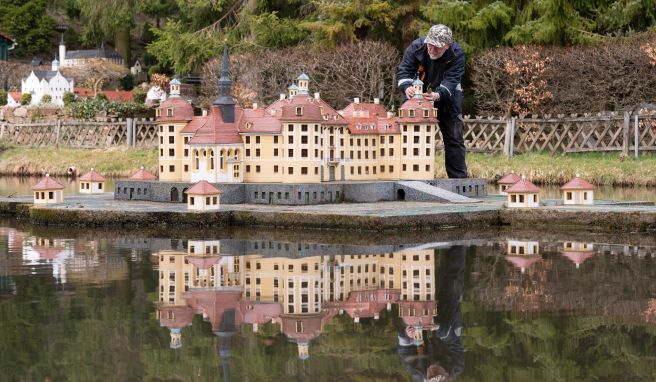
[397,37,465,121]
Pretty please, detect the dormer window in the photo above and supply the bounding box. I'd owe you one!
[423,109,429,117]
[156,108,161,117]
[167,108,173,117]
[399,110,404,117]
[246,122,252,129]
[433,109,438,117]
[296,106,303,116]
[409,109,415,117]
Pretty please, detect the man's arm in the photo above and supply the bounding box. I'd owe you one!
[436,47,465,104]
[397,44,421,96]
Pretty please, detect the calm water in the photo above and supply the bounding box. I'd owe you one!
[0,223,655,381]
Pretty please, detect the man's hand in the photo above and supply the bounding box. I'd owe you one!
[423,92,440,101]
[405,87,416,99]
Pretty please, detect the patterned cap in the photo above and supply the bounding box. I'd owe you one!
[425,24,453,48]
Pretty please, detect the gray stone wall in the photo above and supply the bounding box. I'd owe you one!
[245,183,344,205]
[342,182,395,203]
[428,179,487,197]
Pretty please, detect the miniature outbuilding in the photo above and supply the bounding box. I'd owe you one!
[505,176,541,208]
[185,180,221,211]
[497,170,521,194]
[78,168,106,194]
[32,174,65,205]
[561,174,595,205]
[129,166,157,180]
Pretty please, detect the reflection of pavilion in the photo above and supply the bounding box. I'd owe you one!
[505,240,541,273]
[562,242,595,269]
[155,245,438,360]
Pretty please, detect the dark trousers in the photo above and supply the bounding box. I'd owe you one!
[438,117,468,178]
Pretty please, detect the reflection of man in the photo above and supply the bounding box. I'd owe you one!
[398,245,466,381]
[397,24,467,179]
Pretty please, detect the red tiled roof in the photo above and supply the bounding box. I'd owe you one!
[279,96,325,122]
[498,171,521,185]
[238,108,281,133]
[32,175,65,190]
[74,88,134,102]
[180,115,208,134]
[185,180,221,195]
[129,168,157,180]
[158,97,194,122]
[79,169,106,182]
[341,102,387,118]
[560,176,596,190]
[506,178,541,193]
[188,105,242,145]
[8,92,21,101]
[397,98,439,124]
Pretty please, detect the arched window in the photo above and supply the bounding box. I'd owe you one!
[194,149,199,170]
[234,149,240,160]
[220,149,225,170]
[210,150,215,170]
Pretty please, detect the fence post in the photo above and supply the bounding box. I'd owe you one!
[634,113,639,159]
[55,119,61,146]
[503,118,511,157]
[622,111,630,156]
[510,117,516,157]
[126,118,133,148]
[132,119,137,147]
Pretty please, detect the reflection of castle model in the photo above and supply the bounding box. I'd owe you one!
[156,243,436,359]
[156,46,438,184]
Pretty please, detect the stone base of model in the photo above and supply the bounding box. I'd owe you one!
[114,179,487,205]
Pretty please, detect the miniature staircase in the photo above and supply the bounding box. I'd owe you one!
[396,181,479,203]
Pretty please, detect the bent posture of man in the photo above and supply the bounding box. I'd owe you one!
[397,24,468,178]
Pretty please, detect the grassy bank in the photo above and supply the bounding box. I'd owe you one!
[438,152,656,186]
[0,145,157,178]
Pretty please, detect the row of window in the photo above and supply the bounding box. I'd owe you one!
[189,196,219,205]
[510,194,538,203]
[34,191,56,200]
[253,189,340,201]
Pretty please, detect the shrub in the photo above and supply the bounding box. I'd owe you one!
[95,92,108,102]
[41,94,52,104]
[0,89,7,106]
[120,73,134,90]
[20,93,32,105]
[63,91,76,106]
[132,87,147,104]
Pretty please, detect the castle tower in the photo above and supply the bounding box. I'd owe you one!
[169,78,181,97]
[297,73,309,95]
[170,328,182,349]
[412,77,423,98]
[51,55,60,71]
[213,44,235,123]
[298,342,309,360]
[288,84,298,97]
[59,33,66,67]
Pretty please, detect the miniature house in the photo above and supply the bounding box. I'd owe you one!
[129,166,157,180]
[78,168,106,194]
[32,174,65,205]
[505,176,541,208]
[561,174,595,205]
[505,240,541,273]
[185,180,221,211]
[497,170,521,194]
[562,242,595,269]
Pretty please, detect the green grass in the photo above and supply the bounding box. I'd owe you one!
[0,145,158,177]
[436,152,656,186]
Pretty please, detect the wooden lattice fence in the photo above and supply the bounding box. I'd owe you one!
[436,112,656,156]
[0,119,158,148]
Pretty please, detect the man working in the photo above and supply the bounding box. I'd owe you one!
[397,24,467,179]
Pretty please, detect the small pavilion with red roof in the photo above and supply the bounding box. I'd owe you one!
[497,170,521,194]
[32,174,65,205]
[562,241,595,269]
[506,176,541,208]
[185,180,222,211]
[561,174,595,205]
[78,168,106,194]
[129,166,157,180]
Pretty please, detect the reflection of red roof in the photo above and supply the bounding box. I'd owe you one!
[33,245,65,260]
[560,176,596,190]
[32,175,65,190]
[505,255,541,271]
[280,311,335,344]
[129,168,157,180]
[398,300,437,327]
[185,180,221,195]
[498,171,521,185]
[79,169,106,182]
[158,305,195,330]
[239,301,282,324]
[186,255,221,269]
[185,289,243,332]
[562,251,595,267]
[506,178,541,193]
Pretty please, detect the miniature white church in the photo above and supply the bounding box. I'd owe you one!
[21,56,74,106]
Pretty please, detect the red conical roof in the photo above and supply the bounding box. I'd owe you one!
[560,175,596,190]
[32,175,65,190]
[129,167,157,180]
[79,168,106,182]
[498,171,521,185]
[185,180,221,195]
[562,251,595,267]
[506,177,541,193]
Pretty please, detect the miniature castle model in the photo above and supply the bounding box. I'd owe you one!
[78,168,106,194]
[561,174,595,205]
[185,180,221,211]
[58,35,123,68]
[497,171,521,194]
[156,45,438,184]
[21,56,74,105]
[32,174,65,205]
[505,176,541,208]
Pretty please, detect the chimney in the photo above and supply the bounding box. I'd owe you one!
[373,98,380,104]
[279,93,285,100]
[314,92,320,100]
[387,111,394,118]
[354,97,360,104]
[202,109,208,117]
[252,102,258,110]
